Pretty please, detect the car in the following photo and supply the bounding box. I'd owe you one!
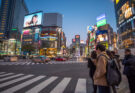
[55,57,66,61]
[32,56,50,63]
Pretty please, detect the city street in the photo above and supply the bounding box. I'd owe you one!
[0,61,93,93]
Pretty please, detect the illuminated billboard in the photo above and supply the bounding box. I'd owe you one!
[87,26,94,32]
[117,1,133,24]
[97,34,108,42]
[116,0,120,4]
[23,12,43,28]
[72,39,75,43]
[97,14,107,27]
[75,35,80,39]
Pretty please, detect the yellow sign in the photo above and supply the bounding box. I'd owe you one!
[116,0,119,4]
[0,33,4,35]
[40,49,45,55]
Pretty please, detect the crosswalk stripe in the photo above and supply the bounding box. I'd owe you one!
[0,74,24,82]
[0,75,33,88]
[50,78,71,93]
[26,76,58,93]
[75,79,86,93]
[1,76,45,93]
[0,73,14,78]
[26,62,31,65]
[0,72,6,75]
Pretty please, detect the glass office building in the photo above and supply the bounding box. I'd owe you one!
[0,0,29,55]
[114,0,135,48]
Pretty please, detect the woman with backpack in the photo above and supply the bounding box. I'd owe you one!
[87,51,97,93]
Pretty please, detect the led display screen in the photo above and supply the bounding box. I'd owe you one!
[117,1,133,24]
[97,14,107,27]
[97,34,108,42]
[23,12,43,28]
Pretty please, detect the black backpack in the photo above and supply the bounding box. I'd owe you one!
[100,55,122,86]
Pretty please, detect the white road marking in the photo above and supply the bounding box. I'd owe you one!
[26,76,58,93]
[0,75,33,88]
[1,76,45,93]
[0,73,14,78]
[50,78,71,93]
[0,74,24,82]
[0,72,6,74]
[75,79,86,93]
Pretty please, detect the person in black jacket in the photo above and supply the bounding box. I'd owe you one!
[122,48,135,93]
[88,51,97,93]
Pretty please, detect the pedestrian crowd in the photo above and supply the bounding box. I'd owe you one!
[87,44,135,93]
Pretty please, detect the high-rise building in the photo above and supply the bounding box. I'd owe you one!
[0,0,29,55]
[43,13,62,27]
[114,0,135,48]
[39,13,65,57]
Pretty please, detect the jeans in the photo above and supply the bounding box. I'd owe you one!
[98,86,111,93]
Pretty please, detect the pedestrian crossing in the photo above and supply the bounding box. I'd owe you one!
[0,61,87,66]
[0,72,91,93]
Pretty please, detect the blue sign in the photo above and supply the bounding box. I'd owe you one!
[35,33,39,42]
[96,30,108,36]
[96,14,106,22]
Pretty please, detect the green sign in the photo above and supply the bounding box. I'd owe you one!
[90,38,94,42]
[11,28,17,31]
[97,19,107,27]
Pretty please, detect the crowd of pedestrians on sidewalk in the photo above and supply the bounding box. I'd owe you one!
[88,44,135,93]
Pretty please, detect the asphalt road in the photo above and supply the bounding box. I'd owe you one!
[0,61,93,93]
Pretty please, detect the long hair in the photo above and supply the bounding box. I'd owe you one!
[30,15,38,25]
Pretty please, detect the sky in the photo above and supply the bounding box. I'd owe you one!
[25,0,116,46]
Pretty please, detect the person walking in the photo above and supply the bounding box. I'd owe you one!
[123,49,135,93]
[87,51,97,93]
[94,44,111,93]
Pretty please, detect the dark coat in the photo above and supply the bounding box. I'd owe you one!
[122,54,135,76]
[87,58,96,78]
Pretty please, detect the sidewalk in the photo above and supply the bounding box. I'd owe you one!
[117,65,130,93]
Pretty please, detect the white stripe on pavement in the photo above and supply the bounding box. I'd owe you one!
[0,72,6,75]
[75,79,86,93]
[50,78,71,93]
[0,74,24,82]
[26,62,31,65]
[1,76,45,93]
[0,75,33,88]
[26,76,58,93]
[0,73,14,78]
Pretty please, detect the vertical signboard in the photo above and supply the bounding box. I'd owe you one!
[34,28,40,42]
[75,35,80,44]
[96,14,107,27]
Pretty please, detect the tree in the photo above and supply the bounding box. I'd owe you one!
[21,44,35,55]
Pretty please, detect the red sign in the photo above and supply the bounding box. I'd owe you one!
[75,35,80,39]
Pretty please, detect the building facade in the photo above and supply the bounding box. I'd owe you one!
[114,0,135,48]
[0,0,28,55]
[43,13,62,27]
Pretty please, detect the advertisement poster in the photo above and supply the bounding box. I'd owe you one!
[24,12,43,28]
[97,34,108,42]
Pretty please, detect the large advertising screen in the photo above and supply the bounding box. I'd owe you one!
[97,34,108,42]
[117,1,133,24]
[23,12,43,28]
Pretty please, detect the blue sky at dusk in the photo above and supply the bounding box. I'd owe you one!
[25,0,116,46]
